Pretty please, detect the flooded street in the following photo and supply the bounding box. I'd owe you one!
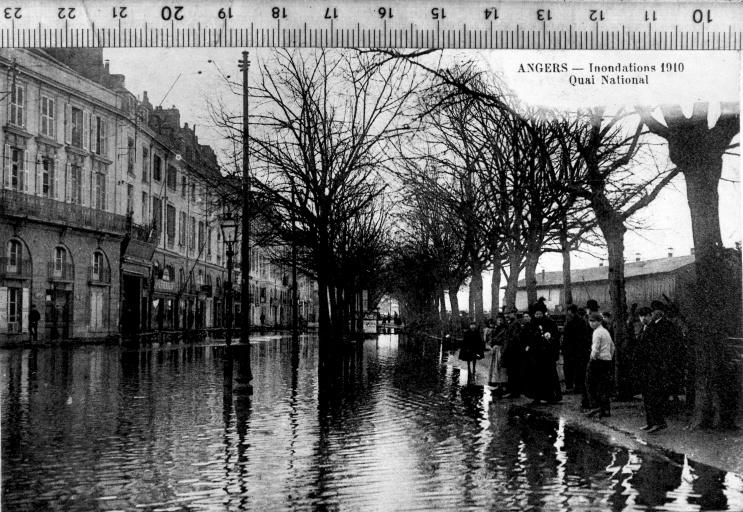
[3,334,743,511]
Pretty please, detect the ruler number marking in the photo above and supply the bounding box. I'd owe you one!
[161,6,184,21]
[589,10,604,22]
[272,7,287,19]
[536,9,551,22]
[218,8,233,19]
[4,7,21,19]
[693,9,712,24]
[58,7,75,19]
[484,8,498,21]
[378,7,392,19]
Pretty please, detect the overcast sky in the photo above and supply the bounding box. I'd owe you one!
[105,49,741,310]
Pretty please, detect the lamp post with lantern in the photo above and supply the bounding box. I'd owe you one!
[221,213,238,347]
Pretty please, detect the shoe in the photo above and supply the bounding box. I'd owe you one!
[647,423,668,433]
[639,424,654,431]
[585,408,602,418]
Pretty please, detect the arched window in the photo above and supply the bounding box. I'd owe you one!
[206,274,212,286]
[163,265,174,282]
[216,277,221,289]
[93,251,105,280]
[198,269,203,285]
[7,239,22,271]
[179,268,185,286]
[54,246,67,272]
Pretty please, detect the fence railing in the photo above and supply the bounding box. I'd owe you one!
[0,189,128,234]
[47,262,74,281]
[0,257,32,278]
[88,266,112,284]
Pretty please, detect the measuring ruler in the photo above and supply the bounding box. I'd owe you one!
[1,1,742,49]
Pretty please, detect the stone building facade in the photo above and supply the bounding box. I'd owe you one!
[0,48,316,343]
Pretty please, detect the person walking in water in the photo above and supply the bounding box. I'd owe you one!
[29,304,40,342]
[459,321,484,384]
[488,315,508,394]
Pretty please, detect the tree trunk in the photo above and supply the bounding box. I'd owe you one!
[684,160,736,429]
[448,286,461,333]
[469,259,484,325]
[491,260,502,319]
[503,248,521,310]
[596,216,632,400]
[561,229,573,306]
[439,286,447,323]
[524,247,540,307]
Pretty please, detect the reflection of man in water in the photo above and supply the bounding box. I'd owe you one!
[29,304,40,341]
[631,452,683,509]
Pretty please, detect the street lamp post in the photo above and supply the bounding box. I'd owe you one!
[235,51,253,395]
[221,214,238,348]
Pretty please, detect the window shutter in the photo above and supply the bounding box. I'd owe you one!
[21,150,29,193]
[65,163,71,202]
[81,167,89,207]
[35,154,41,196]
[21,287,29,333]
[38,95,43,136]
[64,104,72,145]
[0,287,7,332]
[3,145,10,189]
[54,157,61,200]
[83,111,90,151]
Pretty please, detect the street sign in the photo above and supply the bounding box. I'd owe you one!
[1,1,742,49]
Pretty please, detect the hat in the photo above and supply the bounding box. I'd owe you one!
[586,299,599,311]
[530,301,547,315]
[650,300,666,312]
[637,306,652,316]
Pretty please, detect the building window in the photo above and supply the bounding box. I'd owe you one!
[198,270,203,286]
[126,184,134,214]
[163,265,174,282]
[7,240,21,272]
[69,164,82,204]
[207,228,212,257]
[40,96,55,138]
[92,251,104,280]
[166,204,176,247]
[54,247,67,274]
[9,82,25,128]
[179,211,186,246]
[41,158,54,198]
[70,107,84,148]
[152,197,162,237]
[127,137,135,175]
[93,116,107,155]
[167,165,177,190]
[181,175,187,198]
[141,192,149,220]
[189,216,196,250]
[198,221,204,252]
[94,172,106,210]
[141,146,149,183]
[190,183,196,202]
[153,154,162,182]
[7,287,22,332]
[90,288,104,330]
[8,147,26,191]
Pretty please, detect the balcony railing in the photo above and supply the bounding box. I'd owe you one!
[88,266,112,284]
[0,257,33,279]
[0,189,128,235]
[47,262,74,282]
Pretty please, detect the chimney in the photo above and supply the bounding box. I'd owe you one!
[635,252,641,262]
[668,247,674,258]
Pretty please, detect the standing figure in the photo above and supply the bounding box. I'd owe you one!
[459,321,484,384]
[29,304,40,342]
[637,302,678,433]
[488,315,508,393]
[501,308,525,398]
[562,305,592,396]
[586,312,615,418]
[524,302,561,404]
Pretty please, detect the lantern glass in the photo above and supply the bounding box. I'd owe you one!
[221,216,238,244]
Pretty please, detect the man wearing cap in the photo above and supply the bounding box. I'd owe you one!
[636,301,679,433]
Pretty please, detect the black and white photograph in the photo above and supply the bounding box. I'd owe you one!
[1,5,742,510]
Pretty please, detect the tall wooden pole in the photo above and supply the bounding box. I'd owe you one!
[235,51,253,394]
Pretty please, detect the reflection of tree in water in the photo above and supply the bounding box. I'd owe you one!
[689,459,729,511]
[630,451,684,509]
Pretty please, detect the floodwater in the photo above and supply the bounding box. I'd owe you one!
[2,334,743,511]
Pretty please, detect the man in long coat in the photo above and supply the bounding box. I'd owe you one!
[637,302,679,433]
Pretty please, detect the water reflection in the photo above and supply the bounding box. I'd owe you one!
[2,335,743,511]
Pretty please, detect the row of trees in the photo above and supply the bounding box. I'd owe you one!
[207,49,739,429]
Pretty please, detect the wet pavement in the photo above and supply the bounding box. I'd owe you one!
[3,334,743,511]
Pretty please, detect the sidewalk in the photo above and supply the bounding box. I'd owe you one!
[444,349,743,476]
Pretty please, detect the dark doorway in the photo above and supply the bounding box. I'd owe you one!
[122,274,141,337]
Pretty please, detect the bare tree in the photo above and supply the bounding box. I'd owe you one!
[638,103,741,429]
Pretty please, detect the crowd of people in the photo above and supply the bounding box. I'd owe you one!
[457,297,685,434]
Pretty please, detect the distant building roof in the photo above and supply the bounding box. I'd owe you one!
[516,254,695,289]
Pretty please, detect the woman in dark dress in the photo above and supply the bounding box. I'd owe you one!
[459,321,484,383]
